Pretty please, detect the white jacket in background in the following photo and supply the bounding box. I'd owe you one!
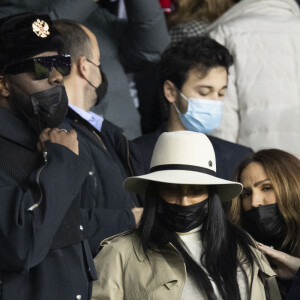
[207,0,300,158]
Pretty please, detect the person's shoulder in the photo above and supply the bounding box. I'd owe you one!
[250,246,278,276]
[100,230,135,248]
[99,119,127,151]
[94,231,137,271]
[207,135,253,155]
[172,20,208,33]
[132,131,158,149]
[102,119,123,135]
[133,124,165,148]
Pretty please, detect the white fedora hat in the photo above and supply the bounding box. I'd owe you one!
[124,131,242,202]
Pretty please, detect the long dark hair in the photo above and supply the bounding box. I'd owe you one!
[136,183,259,300]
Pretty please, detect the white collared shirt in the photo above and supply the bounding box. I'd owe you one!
[69,104,104,132]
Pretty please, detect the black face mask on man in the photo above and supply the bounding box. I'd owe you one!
[94,70,108,106]
[12,85,68,133]
[85,62,108,106]
[160,198,209,232]
[243,203,288,250]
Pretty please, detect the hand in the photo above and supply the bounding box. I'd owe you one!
[37,128,79,155]
[257,243,300,280]
[131,207,144,226]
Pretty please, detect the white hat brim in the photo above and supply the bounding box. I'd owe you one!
[124,170,242,202]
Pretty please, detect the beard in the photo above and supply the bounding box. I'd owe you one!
[9,84,34,122]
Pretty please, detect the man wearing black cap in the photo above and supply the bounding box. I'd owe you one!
[0,12,96,300]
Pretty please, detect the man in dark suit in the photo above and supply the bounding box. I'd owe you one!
[132,36,253,183]
[53,19,143,255]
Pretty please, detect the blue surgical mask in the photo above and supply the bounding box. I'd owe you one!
[174,92,223,133]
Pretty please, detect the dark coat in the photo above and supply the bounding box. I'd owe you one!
[0,107,96,300]
[131,124,253,181]
[62,108,140,255]
[287,268,300,299]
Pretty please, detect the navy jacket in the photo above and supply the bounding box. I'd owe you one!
[0,107,96,300]
[63,108,140,256]
[287,268,300,299]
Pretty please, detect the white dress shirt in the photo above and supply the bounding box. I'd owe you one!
[69,104,104,132]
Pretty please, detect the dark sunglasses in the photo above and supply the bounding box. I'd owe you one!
[4,54,71,80]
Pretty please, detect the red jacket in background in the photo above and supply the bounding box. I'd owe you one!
[159,0,172,13]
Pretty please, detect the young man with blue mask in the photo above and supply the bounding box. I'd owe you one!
[168,65,225,134]
[132,36,253,183]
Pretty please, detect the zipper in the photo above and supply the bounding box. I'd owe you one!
[27,151,48,211]
[92,130,107,150]
[123,133,134,176]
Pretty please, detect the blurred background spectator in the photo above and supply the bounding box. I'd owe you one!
[166,0,234,43]
[207,0,300,158]
[135,0,235,134]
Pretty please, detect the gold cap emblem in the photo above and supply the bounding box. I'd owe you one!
[32,19,50,38]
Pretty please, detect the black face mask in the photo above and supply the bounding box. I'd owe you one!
[243,203,288,250]
[160,198,209,233]
[85,69,108,106]
[95,70,108,106]
[12,85,68,133]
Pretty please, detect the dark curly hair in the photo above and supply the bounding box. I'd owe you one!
[159,36,233,120]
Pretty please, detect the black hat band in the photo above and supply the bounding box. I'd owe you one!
[150,164,216,176]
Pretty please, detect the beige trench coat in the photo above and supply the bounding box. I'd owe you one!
[92,231,281,300]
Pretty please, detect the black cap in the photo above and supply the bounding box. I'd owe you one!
[0,12,64,74]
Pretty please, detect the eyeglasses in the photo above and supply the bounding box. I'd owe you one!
[4,54,71,80]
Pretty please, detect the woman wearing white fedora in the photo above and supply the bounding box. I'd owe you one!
[92,131,280,300]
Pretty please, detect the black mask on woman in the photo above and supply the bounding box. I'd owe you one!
[12,85,68,134]
[243,203,288,250]
[160,198,209,232]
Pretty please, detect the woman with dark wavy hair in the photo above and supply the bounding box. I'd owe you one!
[92,132,280,300]
[230,149,300,254]
[229,148,300,299]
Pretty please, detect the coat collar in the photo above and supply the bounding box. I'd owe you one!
[100,230,182,262]
[249,245,277,277]
[67,107,101,134]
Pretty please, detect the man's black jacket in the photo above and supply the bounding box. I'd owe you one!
[0,107,96,300]
[63,108,140,255]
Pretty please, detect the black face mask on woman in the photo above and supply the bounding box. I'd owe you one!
[243,203,288,250]
[160,198,209,232]
[12,85,68,133]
